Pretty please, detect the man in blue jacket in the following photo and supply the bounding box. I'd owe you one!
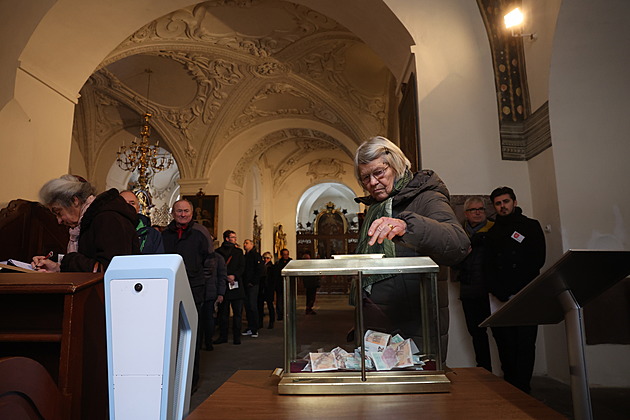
[120,190,164,254]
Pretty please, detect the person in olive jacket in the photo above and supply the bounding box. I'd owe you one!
[485,186,546,394]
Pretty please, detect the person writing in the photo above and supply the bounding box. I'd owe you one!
[353,136,470,350]
[32,174,139,272]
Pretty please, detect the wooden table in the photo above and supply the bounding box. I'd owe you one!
[0,272,108,420]
[187,368,567,419]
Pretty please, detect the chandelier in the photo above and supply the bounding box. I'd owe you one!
[116,69,173,212]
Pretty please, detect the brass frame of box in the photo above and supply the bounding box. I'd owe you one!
[278,255,450,395]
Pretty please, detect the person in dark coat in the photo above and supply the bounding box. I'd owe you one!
[33,174,139,272]
[353,136,470,360]
[485,186,546,393]
[120,190,164,254]
[257,251,276,329]
[300,251,320,315]
[215,230,245,345]
[161,199,214,390]
[273,248,292,321]
[200,250,227,351]
[241,239,263,337]
[456,196,494,372]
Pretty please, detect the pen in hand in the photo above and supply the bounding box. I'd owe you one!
[32,251,54,270]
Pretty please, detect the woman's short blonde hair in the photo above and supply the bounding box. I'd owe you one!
[354,136,411,187]
[39,174,96,207]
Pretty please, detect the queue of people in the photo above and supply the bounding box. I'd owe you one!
[30,134,545,395]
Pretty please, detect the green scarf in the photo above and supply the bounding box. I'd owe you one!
[354,169,413,296]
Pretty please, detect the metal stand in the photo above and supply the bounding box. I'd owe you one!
[558,290,592,420]
[481,250,630,420]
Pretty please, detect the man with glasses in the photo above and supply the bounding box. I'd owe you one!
[456,196,494,372]
[485,186,546,393]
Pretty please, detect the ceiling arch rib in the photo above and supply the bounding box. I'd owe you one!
[82,69,193,177]
[230,128,352,189]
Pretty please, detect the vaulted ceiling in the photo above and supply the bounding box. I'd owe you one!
[73,0,403,192]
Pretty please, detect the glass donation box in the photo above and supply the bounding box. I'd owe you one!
[277,255,450,395]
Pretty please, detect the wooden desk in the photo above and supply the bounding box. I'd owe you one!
[0,273,108,420]
[188,368,567,419]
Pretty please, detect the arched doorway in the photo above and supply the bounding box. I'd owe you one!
[295,182,360,293]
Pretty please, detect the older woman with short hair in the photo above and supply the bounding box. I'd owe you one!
[32,174,140,272]
[354,136,470,357]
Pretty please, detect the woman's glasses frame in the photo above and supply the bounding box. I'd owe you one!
[360,163,390,186]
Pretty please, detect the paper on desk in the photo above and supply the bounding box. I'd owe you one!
[8,259,34,270]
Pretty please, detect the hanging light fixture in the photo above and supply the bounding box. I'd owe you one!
[116,68,173,214]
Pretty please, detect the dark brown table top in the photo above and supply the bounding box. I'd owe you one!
[0,272,103,293]
[187,368,566,419]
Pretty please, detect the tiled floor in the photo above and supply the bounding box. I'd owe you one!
[191,295,629,419]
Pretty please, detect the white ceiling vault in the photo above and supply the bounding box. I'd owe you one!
[72,0,408,195]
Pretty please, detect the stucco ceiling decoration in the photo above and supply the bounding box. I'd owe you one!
[291,40,388,129]
[105,0,390,129]
[75,0,393,183]
[103,1,344,64]
[231,128,350,188]
[82,69,175,161]
[306,158,346,181]
[226,81,343,136]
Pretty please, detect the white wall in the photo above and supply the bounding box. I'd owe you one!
[385,0,539,372]
[527,148,568,381]
[385,0,532,198]
[0,69,75,205]
[549,0,630,387]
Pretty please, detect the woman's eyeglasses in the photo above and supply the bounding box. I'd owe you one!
[361,164,389,186]
[465,207,485,213]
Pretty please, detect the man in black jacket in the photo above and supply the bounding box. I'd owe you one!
[273,248,292,321]
[485,186,546,393]
[161,199,214,391]
[215,230,245,345]
[241,239,263,338]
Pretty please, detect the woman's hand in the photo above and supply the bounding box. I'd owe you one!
[367,217,407,246]
[31,256,61,272]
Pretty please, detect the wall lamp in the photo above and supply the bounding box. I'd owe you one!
[504,8,537,41]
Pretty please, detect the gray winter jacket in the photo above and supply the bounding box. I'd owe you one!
[356,170,470,361]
